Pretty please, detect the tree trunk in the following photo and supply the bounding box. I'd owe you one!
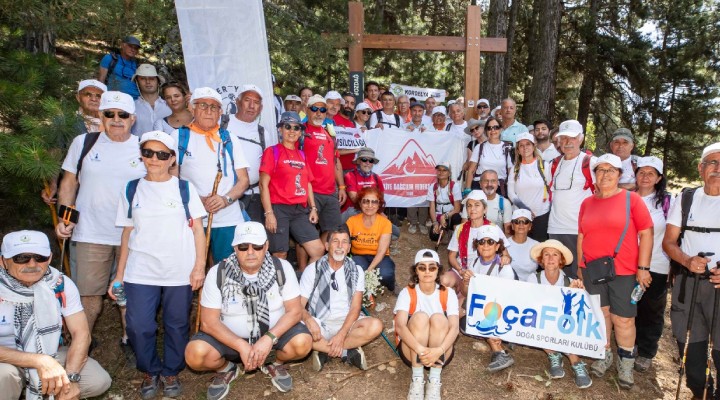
[481,0,509,107]
[577,0,600,129]
[24,31,56,54]
[522,0,561,123]
[646,7,671,156]
[503,0,521,99]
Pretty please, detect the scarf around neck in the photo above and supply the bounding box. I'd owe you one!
[189,121,221,151]
[306,255,358,321]
[457,218,491,268]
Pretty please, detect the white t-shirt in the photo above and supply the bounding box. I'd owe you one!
[299,261,365,322]
[369,111,403,128]
[526,270,569,287]
[539,145,561,163]
[470,259,516,280]
[485,195,512,227]
[225,117,267,194]
[547,153,596,235]
[201,259,301,340]
[447,224,510,269]
[171,129,250,227]
[115,177,207,286]
[642,193,673,274]
[619,157,636,185]
[394,285,459,316]
[508,236,540,281]
[666,188,720,267]
[61,133,147,245]
[446,122,469,143]
[507,159,551,217]
[131,97,172,136]
[471,142,512,180]
[0,275,83,348]
[421,115,433,127]
[426,181,462,215]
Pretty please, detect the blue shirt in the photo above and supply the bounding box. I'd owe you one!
[100,53,139,99]
[500,120,527,144]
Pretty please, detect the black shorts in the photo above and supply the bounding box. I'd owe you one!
[268,204,320,253]
[398,340,455,368]
[314,192,342,232]
[582,273,637,318]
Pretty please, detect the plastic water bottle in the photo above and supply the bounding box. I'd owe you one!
[630,283,645,305]
[112,282,127,307]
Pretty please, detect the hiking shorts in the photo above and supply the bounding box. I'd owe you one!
[582,273,637,318]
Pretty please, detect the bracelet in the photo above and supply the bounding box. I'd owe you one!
[310,206,318,211]
[638,266,650,271]
[264,210,273,215]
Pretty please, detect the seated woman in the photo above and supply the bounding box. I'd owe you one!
[528,239,592,389]
[346,187,396,292]
[506,209,539,281]
[460,225,516,373]
[394,249,459,400]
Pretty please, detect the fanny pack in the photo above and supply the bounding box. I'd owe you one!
[583,191,630,285]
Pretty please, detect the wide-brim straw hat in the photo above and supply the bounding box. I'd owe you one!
[530,239,574,266]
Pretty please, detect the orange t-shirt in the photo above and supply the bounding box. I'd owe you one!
[346,213,392,256]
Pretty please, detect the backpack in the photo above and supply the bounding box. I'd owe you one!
[395,285,448,345]
[374,110,401,128]
[75,132,102,178]
[535,271,571,287]
[549,151,595,198]
[102,53,120,85]
[271,144,306,170]
[215,256,285,296]
[473,141,515,178]
[513,157,550,201]
[177,126,238,184]
[661,193,672,219]
[125,178,193,226]
[433,181,456,207]
[222,115,267,191]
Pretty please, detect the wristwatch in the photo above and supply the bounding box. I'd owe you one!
[638,266,650,271]
[264,331,278,345]
[67,373,81,383]
[225,195,235,205]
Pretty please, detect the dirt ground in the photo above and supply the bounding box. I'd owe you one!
[91,223,698,400]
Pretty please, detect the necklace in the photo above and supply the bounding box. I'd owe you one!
[553,155,580,191]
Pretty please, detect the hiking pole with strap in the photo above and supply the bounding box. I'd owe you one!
[676,251,714,400]
[703,260,720,400]
[362,305,399,356]
[45,181,71,276]
[194,162,223,334]
[58,205,75,278]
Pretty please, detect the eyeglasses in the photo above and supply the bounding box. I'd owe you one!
[358,157,374,163]
[595,168,619,175]
[330,271,339,291]
[141,148,173,161]
[701,160,720,169]
[356,110,371,115]
[487,125,501,131]
[236,243,265,252]
[309,106,327,113]
[512,219,532,225]
[11,254,50,264]
[361,198,380,205]
[473,238,497,246]
[417,265,438,272]
[103,110,131,119]
[195,102,221,112]
[282,123,302,131]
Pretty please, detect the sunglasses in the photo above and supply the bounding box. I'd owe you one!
[195,102,221,112]
[477,104,490,109]
[358,157,374,163]
[11,253,50,264]
[487,125,501,131]
[330,271,339,291]
[417,265,438,272]
[309,105,327,113]
[356,110,371,115]
[474,238,497,246]
[141,148,173,161]
[236,243,265,252]
[361,198,380,205]
[103,110,131,119]
[470,126,481,132]
[283,123,302,131]
[512,219,532,225]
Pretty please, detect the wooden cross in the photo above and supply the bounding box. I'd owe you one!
[342,1,507,110]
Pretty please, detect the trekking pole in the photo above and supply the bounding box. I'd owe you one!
[362,305,399,356]
[44,181,71,276]
[703,261,720,400]
[676,251,714,400]
[57,206,74,278]
[194,163,223,334]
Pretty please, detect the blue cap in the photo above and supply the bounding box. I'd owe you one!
[277,111,304,128]
[123,36,141,47]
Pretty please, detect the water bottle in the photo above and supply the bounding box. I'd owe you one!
[112,282,127,307]
[630,283,645,305]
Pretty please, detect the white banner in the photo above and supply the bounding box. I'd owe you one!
[335,127,366,149]
[175,0,277,145]
[465,275,607,359]
[363,128,465,207]
[390,83,446,103]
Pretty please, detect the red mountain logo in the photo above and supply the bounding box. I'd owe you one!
[380,139,437,197]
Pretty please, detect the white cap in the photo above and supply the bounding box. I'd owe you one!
[526,124,535,132]
[239,84,264,99]
[702,142,720,161]
[232,221,268,246]
[140,130,176,151]
[515,132,536,146]
[557,120,583,138]
[591,153,622,170]
[2,230,51,258]
[490,106,501,118]
[477,98,489,106]
[435,161,451,170]
[476,225,500,242]
[284,94,301,102]
[462,190,487,205]
[78,79,107,93]
[307,94,327,106]
[447,100,456,106]
[414,249,440,265]
[131,63,165,84]
[511,209,533,221]
[431,106,447,116]
[325,90,345,105]
[190,87,222,106]
[99,91,135,114]
[355,102,371,112]
[636,156,664,174]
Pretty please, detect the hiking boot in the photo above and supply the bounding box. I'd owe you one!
[617,354,635,389]
[207,362,240,400]
[161,375,182,398]
[590,350,613,378]
[424,379,442,400]
[634,355,652,372]
[409,224,418,234]
[425,219,433,227]
[487,351,514,372]
[261,363,293,392]
[547,352,565,379]
[420,224,429,235]
[312,351,329,372]
[407,377,425,400]
[344,347,367,370]
[571,361,592,389]
[120,338,137,369]
[140,373,160,399]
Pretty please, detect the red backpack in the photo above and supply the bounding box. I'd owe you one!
[395,285,449,345]
[549,151,595,200]
[433,181,456,206]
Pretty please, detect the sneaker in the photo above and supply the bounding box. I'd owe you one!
[425,219,433,227]
[420,225,429,235]
[590,350,613,378]
[547,352,565,379]
[391,240,400,256]
[312,351,329,372]
[140,373,160,400]
[261,363,293,393]
[487,351,514,372]
[424,379,442,400]
[207,362,240,400]
[634,355,652,372]
[571,361,593,389]
[409,224,418,234]
[407,377,425,400]
[345,347,367,370]
[161,375,182,398]
[120,338,137,369]
[617,355,635,389]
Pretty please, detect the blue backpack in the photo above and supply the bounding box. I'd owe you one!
[125,178,192,225]
[177,126,238,184]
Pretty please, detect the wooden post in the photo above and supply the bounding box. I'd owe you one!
[465,5,481,117]
[348,2,364,104]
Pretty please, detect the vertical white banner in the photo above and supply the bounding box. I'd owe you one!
[175,0,277,143]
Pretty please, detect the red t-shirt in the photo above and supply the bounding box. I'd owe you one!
[259,145,314,206]
[333,114,358,171]
[342,169,384,211]
[578,190,653,275]
[301,124,338,195]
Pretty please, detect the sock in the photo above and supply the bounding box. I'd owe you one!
[412,366,424,380]
[428,367,442,383]
[617,346,635,359]
[341,349,348,358]
[219,361,234,372]
[273,361,282,366]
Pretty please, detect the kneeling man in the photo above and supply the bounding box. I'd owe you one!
[0,230,111,400]
[185,222,311,399]
[300,225,383,371]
